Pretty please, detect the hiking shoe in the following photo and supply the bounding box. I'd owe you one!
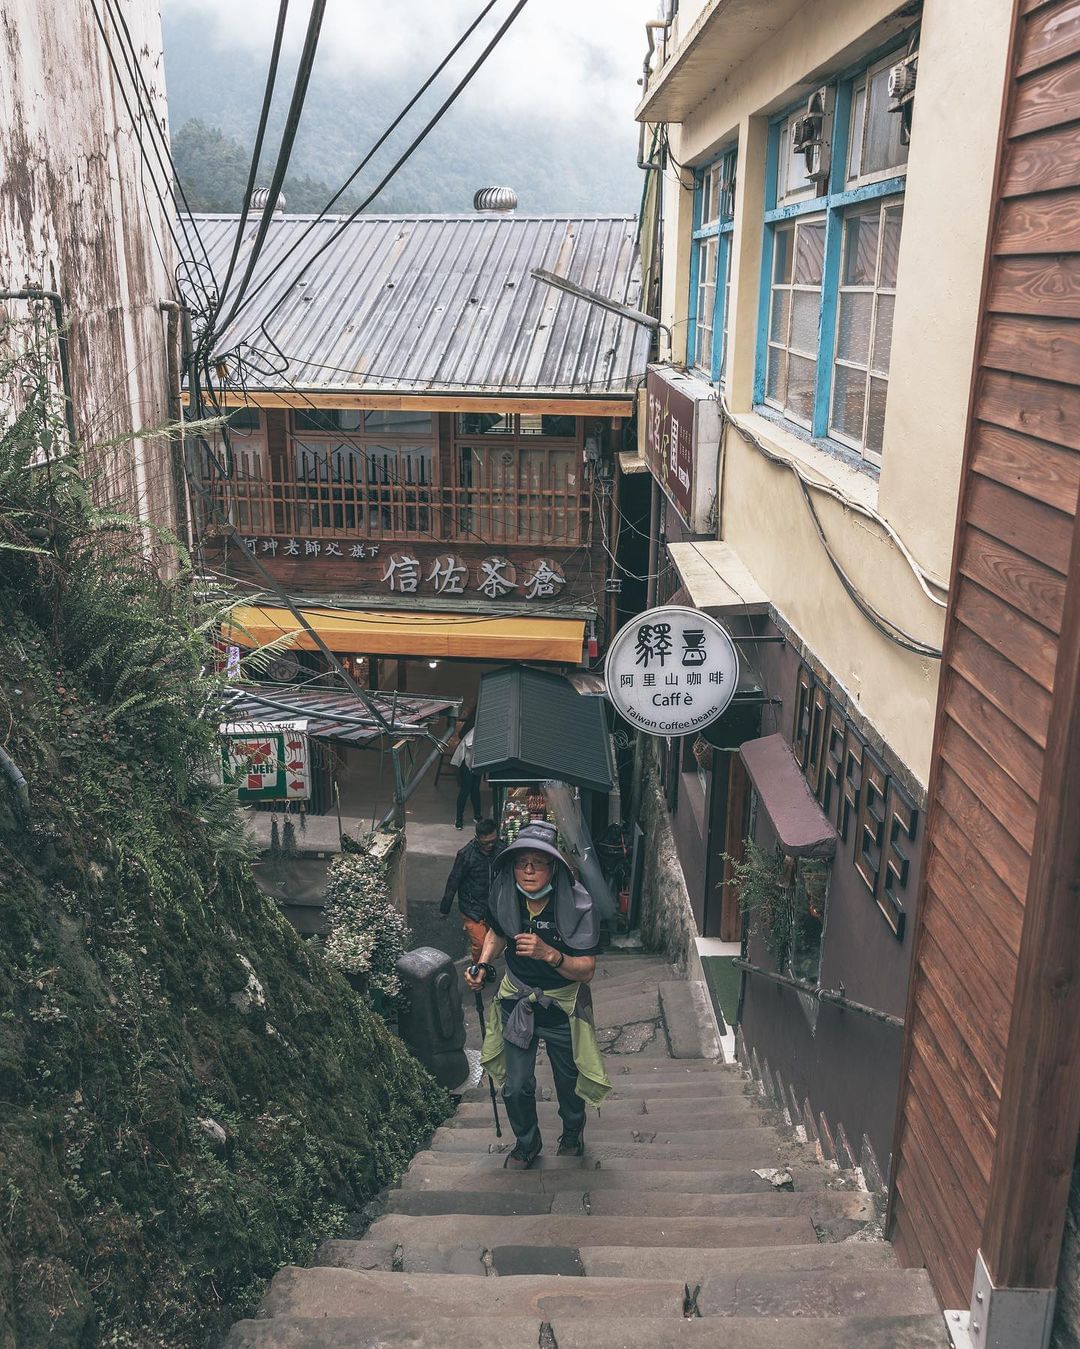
[503,1136,542,1170]
[557,1130,584,1156]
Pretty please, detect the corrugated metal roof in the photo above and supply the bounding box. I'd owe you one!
[221,682,457,747]
[193,213,651,397]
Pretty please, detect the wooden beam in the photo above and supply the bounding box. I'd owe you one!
[181,390,633,416]
[980,497,1080,1290]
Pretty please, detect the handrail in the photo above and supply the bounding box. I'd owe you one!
[732,957,904,1029]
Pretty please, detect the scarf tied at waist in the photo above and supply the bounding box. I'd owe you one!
[479,970,612,1108]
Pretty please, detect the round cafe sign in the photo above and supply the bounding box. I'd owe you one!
[604,605,739,737]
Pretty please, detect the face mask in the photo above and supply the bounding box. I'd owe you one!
[517,881,553,902]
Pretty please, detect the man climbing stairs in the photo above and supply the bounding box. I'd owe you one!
[227,953,946,1347]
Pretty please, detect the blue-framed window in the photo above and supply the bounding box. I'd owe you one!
[689,147,737,386]
[755,46,911,464]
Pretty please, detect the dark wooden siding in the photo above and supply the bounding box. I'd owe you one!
[890,0,1080,1306]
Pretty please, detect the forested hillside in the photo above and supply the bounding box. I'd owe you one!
[163,9,645,215]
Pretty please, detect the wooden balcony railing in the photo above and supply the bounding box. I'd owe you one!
[198,444,591,546]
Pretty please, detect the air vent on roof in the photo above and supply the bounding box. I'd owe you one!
[473,186,518,213]
[251,187,286,213]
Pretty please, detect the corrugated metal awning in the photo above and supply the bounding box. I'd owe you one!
[472,665,615,792]
[221,682,456,746]
[224,605,585,663]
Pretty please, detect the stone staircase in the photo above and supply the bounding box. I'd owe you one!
[227,953,946,1347]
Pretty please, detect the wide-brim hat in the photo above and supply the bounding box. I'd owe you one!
[497,820,569,871]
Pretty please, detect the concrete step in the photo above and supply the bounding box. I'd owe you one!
[406,1148,791,1172]
[228,1313,949,1348]
[603,1060,737,1080]
[456,1076,752,1103]
[592,993,661,1025]
[255,1266,685,1320]
[382,1187,873,1223]
[316,1238,899,1279]
[399,1164,833,1194]
[446,1100,764,1128]
[429,1126,786,1156]
[659,980,717,1058]
[364,1211,819,1250]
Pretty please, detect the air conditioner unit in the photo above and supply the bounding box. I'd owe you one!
[794,87,832,190]
[888,36,919,143]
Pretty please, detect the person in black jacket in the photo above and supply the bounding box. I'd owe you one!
[439,818,502,962]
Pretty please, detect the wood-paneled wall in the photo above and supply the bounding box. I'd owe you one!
[890,0,1080,1307]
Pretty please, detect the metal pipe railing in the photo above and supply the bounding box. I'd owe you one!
[732,957,904,1029]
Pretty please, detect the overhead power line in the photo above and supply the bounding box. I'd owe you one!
[217,0,534,351]
[215,0,501,332]
[214,0,328,335]
[212,0,292,316]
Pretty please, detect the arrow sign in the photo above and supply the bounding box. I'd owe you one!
[288,779,305,792]
[286,759,304,772]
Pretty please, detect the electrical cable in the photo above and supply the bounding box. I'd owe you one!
[718,394,947,604]
[217,0,501,329]
[88,0,210,307]
[217,0,533,347]
[97,0,217,295]
[214,0,328,336]
[211,0,292,317]
[717,398,943,658]
[217,343,648,395]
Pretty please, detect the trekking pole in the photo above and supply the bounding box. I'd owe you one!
[469,972,502,1138]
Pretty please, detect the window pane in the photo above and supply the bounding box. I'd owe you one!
[227,406,262,432]
[773,228,793,284]
[770,289,791,343]
[795,221,826,285]
[843,213,880,286]
[880,204,903,287]
[831,364,867,441]
[864,63,909,176]
[787,353,817,423]
[766,347,788,402]
[364,410,433,435]
[837,291,874,364]
[872,294,895,373]
[847,84,866,180]
[866,376,888,455]
[540,415,577,437]
[294,409,340,433]
[457,413,512,435]
[790,289,820,353]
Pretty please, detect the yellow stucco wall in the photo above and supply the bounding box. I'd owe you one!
[649,0,1013,785]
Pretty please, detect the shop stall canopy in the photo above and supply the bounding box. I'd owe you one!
[221,682,458,747]
[740,733,838,859]
[223,606,585,664]
[472,666,615,793]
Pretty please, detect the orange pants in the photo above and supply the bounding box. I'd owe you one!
[462,917,489,965]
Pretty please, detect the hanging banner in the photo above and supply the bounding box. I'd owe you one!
[220,720,311,801]
[603,606,739,736]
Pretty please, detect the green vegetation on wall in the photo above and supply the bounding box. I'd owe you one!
[0,316,450,1346]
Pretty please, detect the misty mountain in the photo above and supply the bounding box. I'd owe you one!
[162,10,646,217]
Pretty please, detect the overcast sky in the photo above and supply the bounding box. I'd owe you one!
[162,0,661,130]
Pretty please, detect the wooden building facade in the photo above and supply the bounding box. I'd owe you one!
[889,0,1080,1337]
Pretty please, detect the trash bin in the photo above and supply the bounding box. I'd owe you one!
[395,946,468,1089]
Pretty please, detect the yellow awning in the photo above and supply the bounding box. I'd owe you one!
[223,605,585,663]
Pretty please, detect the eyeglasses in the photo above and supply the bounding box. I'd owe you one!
[513,856,552,872]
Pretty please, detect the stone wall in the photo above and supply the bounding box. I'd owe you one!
[637,744,695,969]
